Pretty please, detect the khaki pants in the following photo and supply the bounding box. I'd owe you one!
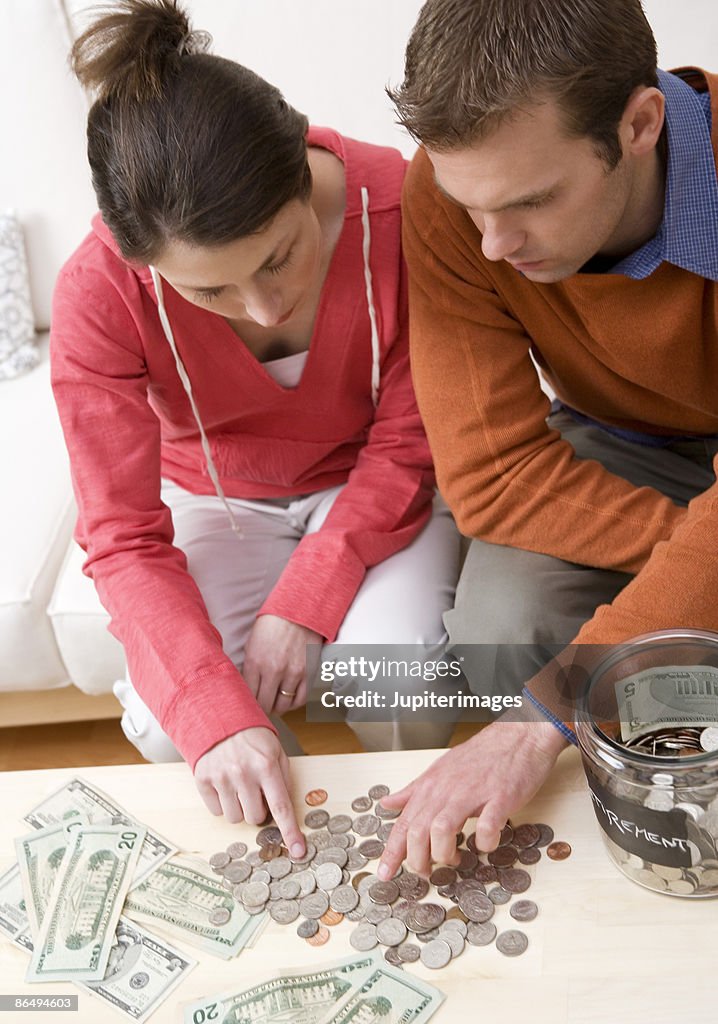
[115,483,462,761]
[445,408,718,694]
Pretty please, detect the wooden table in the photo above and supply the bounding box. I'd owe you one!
[0,746,715,1023]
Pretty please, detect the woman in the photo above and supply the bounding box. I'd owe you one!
[52,0,460,853]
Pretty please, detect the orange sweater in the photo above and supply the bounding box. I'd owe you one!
[404,70,718,717]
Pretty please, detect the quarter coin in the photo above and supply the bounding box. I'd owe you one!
[208,907,231,926]
[420,938,452,969]
[466,921,497,946]
[225,842,248,859]
[496,929,529,957]
[510,899,538,922]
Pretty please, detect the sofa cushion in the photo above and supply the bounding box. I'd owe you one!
[48,539,125,696]
[0,212,39,380]
[0,337,74,690]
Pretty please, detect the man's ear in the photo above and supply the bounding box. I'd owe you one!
[620,86,665,158]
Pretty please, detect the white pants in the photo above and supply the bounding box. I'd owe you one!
[115,481,462,762]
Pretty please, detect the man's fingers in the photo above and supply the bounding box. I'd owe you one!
[377,782,414,810]
[405,823,432,876]
[430,811,465,866]
[262,769,305,859]
[377,814,410,880]
[474,801,506,852]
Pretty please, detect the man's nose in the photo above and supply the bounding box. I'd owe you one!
[480,219,526,264]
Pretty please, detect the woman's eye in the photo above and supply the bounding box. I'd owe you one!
[266,250,294,276]
[194,287,224,304]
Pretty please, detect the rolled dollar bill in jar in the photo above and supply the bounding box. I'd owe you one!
[575,630,718,897]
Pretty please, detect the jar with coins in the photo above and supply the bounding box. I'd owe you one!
[575,629,718,897]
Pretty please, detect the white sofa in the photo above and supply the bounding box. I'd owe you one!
[1,0,716,720]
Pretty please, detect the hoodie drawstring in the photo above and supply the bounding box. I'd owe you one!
[361,187,381,408]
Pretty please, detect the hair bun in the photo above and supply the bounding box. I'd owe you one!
[71,0,211,104]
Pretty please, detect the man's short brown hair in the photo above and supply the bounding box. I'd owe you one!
[388,0,658,168]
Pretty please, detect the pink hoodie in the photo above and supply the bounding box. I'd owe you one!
[50,127,435,768]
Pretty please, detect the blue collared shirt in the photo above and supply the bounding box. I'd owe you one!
[613,68,718,281]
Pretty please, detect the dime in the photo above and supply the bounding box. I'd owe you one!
[353,814,381,836]
[241,881,270,908]
[250,868,271,885]
[297,918,319,939]
[417,928,441,943]
[226,841,248,859]
[397,942,421,963]
[223,861,252,884]
[304,809,330,830]
[350,922,378,951]
[498,868,532,894]
[376,803,400,820]
[475,864,499,884]
[314,862,343,891]
[305,789,328,807]
[208,907,231,926]
[384,947,404,967]
[306,925,330,946]
[458,890,494,923]
[496,929,529,957]
[299,891,330,919]
[358,839,385,859]
[488,886,511,905]
[209,852,231,871]
[700,726,718,752]
[368,784,390,801]
[518,847,542,865]
[441,929,465,957]
[488,845,519,868]
[320,909,345,927]
[420,938,452,969]
[430,866,458,887]
[270,899,300,925]
[346,849,369,872]
[268,856,292,879]
[466,921,497,946]
[309,830,334,851]
[351,796,373,813]
[510,899,538,922]
[330,885,359,914]
[269,881,284,900]
[256,826,283,847]
[346,906,365,921]
[437,883,457,899]
[376,918,408,947]
[513,824,541,848]
[535,824,555,847]
[547,841,572,861]
[377,823,394,843]
[293,869,317,897]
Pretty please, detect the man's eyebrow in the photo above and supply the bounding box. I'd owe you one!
[433,175,557,212]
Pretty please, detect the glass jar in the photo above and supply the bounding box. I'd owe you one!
[575,629,718,897]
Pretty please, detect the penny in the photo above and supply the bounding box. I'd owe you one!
[330,885,359,914]
[498,868,532,894]
[513,823,541,848]
[306,925,330,946]
[466,921,497,946]
[376,917,408,946]
[397,942,421,963]
[350,922,378,952]
[305,789,328,807]
[270,899,300,925]
[208,907,231,926]
[518,846,542,865]
[260,842,283,862]
[445,906,469,923]
[368,784,390,801]
[315,862,343,891]
[368,880,400,905]
[256,826,283,847]
[496,929,529,957]
[430,866,458,887]
[351,795,374,813]
[488,845,519,867]
[353,814,381,836]
[304,809,330,830]
[297,918,319,939]
[226,842,248,859]
[209,852,231,871]
[223,861,252,884]
[420,938,452,969]
[547,841,572,861]
[299,891,330,919]
[458,890,494,923]
[510,899,538,922]
[488,885,512,905]
[535,824,555,848]
[358,839,385,859]
[320,909,345,926]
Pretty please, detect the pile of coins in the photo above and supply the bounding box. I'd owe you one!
[208,784,571,969]
[623,725,718,757]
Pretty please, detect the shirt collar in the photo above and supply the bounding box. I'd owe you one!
[612,68,718,281]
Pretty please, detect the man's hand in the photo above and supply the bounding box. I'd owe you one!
[194,726,305,858]
[376,719,569,879]
[243,615,323,716]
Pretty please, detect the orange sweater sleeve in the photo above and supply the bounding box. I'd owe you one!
[402,149,686,576]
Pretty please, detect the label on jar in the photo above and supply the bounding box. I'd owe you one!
[583,765,692,868]
[615,665,718,744]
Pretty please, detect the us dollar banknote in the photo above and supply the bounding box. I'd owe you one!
[23,777,176,886]
[182,954,377,1024]
[124,854,265,960]
[615,665,718,742]
[26,823,145,984]
[318,957,445,1023]
[14,818,88,937]
[0,863,33,952]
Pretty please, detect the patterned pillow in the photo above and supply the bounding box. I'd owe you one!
[0,211,38,380]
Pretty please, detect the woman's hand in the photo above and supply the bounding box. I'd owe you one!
[193,726,306,858]
[243,615,323,716]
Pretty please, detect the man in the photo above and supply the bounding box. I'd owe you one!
[375,0,718,881]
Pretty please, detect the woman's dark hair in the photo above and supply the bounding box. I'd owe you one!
[71,0,311,262]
